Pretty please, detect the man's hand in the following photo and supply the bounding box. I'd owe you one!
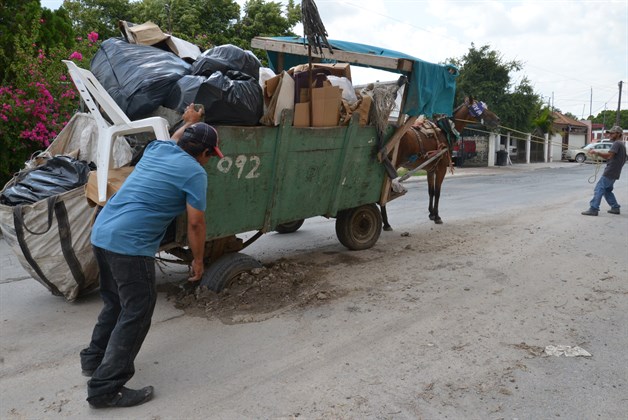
[172,103,205,141]
[189,258,204,282]
[186,204,206,282]
[182,103,204,125]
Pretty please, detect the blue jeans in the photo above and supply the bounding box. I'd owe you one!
[80,246,157,401]
[589,175,620,211]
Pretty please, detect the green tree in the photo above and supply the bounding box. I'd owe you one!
[62,0,133,39]
[532,106,556,136]
[449,44,543,133]
[234,0,299,42]
[39,7,76,51]
[589,109,628,129]
[0,0,41,83]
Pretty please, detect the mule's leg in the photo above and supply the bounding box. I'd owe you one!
[427,171,436,220]
[431,164,447,224]
[380,205,393,231]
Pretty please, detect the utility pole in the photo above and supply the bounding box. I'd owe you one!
[589,86,592,118]
[616,81,623,126]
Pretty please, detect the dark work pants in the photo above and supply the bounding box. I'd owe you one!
[80,246,157,401]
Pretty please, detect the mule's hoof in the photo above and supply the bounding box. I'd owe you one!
[383,226,393,232]
[434,219,443,224]
[429,215,435,220]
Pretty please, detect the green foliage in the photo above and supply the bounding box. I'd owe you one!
[450,44,543,133]
[63,0,133,39]
[233,0,300,56]
[588,109,628,129]
[0,14,101,186]
[532,106,556,135]
[39,7,76,50]
[0,0,42,83]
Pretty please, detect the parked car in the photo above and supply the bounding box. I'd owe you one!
[563,141,612,163]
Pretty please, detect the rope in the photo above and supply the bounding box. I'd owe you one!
[588,159,603,184]
[457,119,606,182]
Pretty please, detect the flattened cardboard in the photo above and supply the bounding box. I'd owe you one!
[85,166,134,207]
[311,86,342,127]
[294,102,310,127]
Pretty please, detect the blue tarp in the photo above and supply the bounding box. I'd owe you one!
[263,37,458,117]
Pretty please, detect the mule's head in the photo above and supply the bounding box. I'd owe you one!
[463,96,500,130]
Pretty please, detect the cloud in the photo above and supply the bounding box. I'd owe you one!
[45,0,627,118]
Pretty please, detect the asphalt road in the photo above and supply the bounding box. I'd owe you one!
[1,161,627,419]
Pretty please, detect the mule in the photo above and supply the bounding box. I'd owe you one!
[381,97,500,230]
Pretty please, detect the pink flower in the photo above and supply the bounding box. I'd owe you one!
[87,32,99,43]
[69,51,83,61]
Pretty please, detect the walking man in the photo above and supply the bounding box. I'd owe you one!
[80,104,223,408]
[582,125,626,216]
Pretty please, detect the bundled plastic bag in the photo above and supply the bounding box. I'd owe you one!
[91,38,191,119]
[165,75,207,113]
[0,156,92,206]
[196,70,264,126]
[191,44,261,80]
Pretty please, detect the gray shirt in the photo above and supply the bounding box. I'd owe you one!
[603,140,627,180]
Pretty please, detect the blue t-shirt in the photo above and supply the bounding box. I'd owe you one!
[91,140,208,257]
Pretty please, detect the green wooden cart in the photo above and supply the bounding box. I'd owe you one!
[161,109,391,290]
[159,37,458,290]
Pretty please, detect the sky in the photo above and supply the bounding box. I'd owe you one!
[42,0,628,120]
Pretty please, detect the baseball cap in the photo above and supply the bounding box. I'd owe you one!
[605,125,623,134]
[183,123,224,158]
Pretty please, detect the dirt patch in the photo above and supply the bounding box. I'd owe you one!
[159,259,344,324]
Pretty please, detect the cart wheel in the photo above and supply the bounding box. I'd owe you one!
[275,219,305,234]
[335,203,382,251]
[200,252,263,292]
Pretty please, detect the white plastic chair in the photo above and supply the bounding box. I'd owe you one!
[62,60,170,203]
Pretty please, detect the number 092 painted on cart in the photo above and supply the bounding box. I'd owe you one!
[216,155,261,179]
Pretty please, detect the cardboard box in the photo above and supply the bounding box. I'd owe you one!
[311,86,342,127]
[85,166,134,207]
[294,102,310,127]
[313,63,352,81]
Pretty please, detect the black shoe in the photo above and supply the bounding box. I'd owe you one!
[608,208,620,215]
[89,386,154,409]
[82,369,95,377]
[581,209,598,216]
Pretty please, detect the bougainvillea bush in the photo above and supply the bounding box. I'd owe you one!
[0,31,101,187]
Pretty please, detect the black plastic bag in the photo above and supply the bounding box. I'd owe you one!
[90,38,191,119]
[165,75,207,113]
[196,70,263,126]
[0,156,93,206]
[191,44,261,81]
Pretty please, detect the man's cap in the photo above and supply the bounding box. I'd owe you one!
[183,123,224,158]
[605,125,623,134]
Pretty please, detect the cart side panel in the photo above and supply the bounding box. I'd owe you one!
[203,126,280,237]
[199,118,390,240]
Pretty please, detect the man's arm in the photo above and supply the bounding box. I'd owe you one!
[186,203,206,282]
[172,103,205,142]
[589,149,614,160]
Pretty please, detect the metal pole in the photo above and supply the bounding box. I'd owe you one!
[616,81,623,126]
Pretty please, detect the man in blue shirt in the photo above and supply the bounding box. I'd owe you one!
[582,126,626,216]
[81,104,224,408]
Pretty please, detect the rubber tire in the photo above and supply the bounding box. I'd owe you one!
[200,252,263,292]
[275,219,305,234]
[575,153,586,163]
[335,203,382,251]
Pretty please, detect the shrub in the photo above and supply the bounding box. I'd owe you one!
[0,31,101,186]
